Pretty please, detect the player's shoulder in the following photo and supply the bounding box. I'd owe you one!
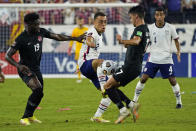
[87,27,95,32]
[40,27,49,33]
[166,22,176,30]
[83,27,89,31]
[135,24,148,31]
[15,30,27,42]
[165,22,172,26]
[148,23,155,28]
[73,27,79,31]
[86,27,97,37]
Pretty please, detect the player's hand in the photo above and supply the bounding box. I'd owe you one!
[75,32,87,43]
[0,73,5,83]
[124,44,129,48]
[75,68,80,74]
[116,34,123,44]
[17,65,32,76]
[67,46,72,56]
[176,51,181,62]
[101,89,107,98]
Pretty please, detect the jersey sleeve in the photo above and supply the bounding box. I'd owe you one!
[86,28,97,45]
[134,27,143,38]
[11,36,22,50]
[170,25,179,40]
[86,31,94,39]
[148,25,153,43]
[41,28,51,38]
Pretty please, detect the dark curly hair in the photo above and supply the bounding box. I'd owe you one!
[24,12,39,24]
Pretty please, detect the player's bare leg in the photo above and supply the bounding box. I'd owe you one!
[76,64,82,83]
[104,77,131,124]
[91,95,111,123]
[133,74,149,102]
[0,67,5,83]
[91,61,112,123]
[0,73,5,83]
[105,76,141,123]
[92,59,104,72]
[168,76,182,109]
[20,76,43,125]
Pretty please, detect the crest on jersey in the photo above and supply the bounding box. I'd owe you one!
[38,36,42,41]
[136,31,142,37]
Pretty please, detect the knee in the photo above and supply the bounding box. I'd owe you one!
[28,82,42,90]
[140,77,147,83]
[34,87,44,99]
[106,86,115,93]
[140,74,149,83]
[169,78,176,86]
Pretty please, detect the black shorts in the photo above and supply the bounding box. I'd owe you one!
[113,67,141,87]
[18,69,43,87]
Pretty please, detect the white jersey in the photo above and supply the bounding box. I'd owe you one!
[148,23,179,64]
[78,27,103,68]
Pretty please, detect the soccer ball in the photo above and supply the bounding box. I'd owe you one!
[101,60,117,75]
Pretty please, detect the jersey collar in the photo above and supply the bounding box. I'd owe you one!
[155,22,165,28]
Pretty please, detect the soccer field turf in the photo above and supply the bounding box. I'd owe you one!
[0,78,195,131]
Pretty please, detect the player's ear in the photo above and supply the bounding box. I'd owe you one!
[134,14,138,19]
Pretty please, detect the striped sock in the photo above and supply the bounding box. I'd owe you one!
[94,97,111,117]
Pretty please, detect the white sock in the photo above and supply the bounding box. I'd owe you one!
[172,83,182,105]
[119,107,127,113]
[94,97,111,117]
[128,101,134,109]
[133,81,145,102]
[97,66,107,91]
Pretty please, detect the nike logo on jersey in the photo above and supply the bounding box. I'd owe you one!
[116,69,123,75]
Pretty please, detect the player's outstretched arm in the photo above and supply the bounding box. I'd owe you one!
[5,47,31,76]
[116,34,141,46]
[174,39,181,62]
[49,32,86,43]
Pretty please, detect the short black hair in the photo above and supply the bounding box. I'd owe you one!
[24,12,39,24]
[94,12,106,20]
[128,5,145,18]
[155,6,166,14]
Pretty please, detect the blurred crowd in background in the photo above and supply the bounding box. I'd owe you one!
[0,0,196,25]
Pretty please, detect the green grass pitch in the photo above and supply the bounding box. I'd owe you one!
[0,78,196,131]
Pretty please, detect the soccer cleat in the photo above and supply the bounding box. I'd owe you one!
[20,118,31,126]
[130,103,140,123]
[28,116,42,123]
[114,109,130,124]
[90,116,110,123]
[176,104,182,109]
